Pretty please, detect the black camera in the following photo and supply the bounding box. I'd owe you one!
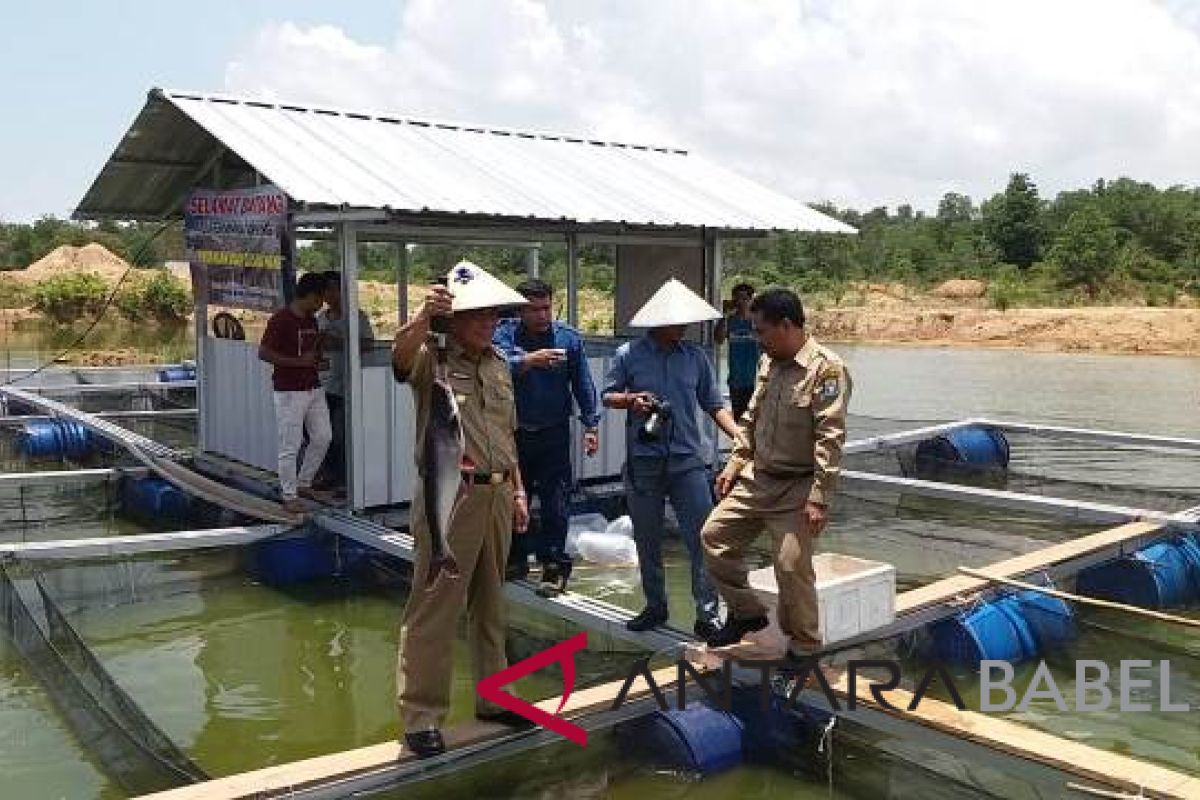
[638,396,673,442]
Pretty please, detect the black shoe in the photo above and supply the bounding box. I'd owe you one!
[403,729,446,758]
[505,560,529,582]
[693,615,722,641]
[535,560,572,598]
[476,709,535,729]
[626,605,669,632]
[705,615,769,648]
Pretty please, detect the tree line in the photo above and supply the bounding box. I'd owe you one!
[6,173,1200,308]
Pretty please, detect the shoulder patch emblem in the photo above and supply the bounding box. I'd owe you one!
[818,376,841,402]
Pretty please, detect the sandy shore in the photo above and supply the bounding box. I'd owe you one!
[8,278,1200,363]
[810,305,1200,357]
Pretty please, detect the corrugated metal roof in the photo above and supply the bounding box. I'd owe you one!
[75,88,855,234]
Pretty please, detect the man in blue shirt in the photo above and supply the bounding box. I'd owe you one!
[714,282,759,420]
[603,279,740,637]
[494,278,600,595]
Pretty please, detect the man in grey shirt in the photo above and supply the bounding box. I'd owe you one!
[602,279,739,637]
[317,271,375,491]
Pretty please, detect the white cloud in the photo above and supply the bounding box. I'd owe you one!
[224,0,1200,211]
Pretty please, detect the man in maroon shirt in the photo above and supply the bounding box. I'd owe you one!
[258,272,332,511]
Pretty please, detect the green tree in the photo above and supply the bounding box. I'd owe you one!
[1050,205,1118,295]
[982,173,1043,268]
[31,272,109,324]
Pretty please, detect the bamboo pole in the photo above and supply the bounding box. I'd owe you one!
[958,567,1200,631]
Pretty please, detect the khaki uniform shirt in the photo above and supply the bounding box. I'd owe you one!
[727,336,852,506]
[398,340,519,474]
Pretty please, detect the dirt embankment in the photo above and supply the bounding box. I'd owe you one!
[809,281,1200,356]
[6,259,1199,358]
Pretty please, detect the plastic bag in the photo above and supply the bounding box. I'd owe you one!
[566,513,609,557]
[604,515,634,538]
[576,531,639,566]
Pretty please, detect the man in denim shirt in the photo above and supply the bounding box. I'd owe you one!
[494,279,600,595]
[603,279,739,637]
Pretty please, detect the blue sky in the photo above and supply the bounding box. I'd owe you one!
[5,1,1200,223]
[0,1,396,222]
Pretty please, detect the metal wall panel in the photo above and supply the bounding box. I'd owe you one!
[361,366,416,507]
[199,346,657,508]
[201,339,277,472]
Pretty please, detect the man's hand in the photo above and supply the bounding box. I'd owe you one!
[420,285,454,320]
[297,350,319,367]
[524,348,566,370]
[802,501,828,537]
[628,391,656,415]
[714,468,739,499]
[582,429,599,457]
[513,493,530,533]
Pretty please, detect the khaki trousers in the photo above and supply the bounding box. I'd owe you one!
[701,468,821,649]
[396,482,513,731]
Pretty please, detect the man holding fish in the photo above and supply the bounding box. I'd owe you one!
[391,261,531,758]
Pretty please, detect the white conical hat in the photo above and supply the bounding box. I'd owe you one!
[445,261,527,312]
[628,278,721,327]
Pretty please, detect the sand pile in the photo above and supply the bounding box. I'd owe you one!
[18,244,133,285]
[932,278,987,299]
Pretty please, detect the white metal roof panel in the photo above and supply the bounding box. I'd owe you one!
[75,89,854,234]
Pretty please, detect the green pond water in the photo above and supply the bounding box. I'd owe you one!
[0,336,1198,797]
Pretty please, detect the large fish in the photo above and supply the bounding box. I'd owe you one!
[421,373,467,588]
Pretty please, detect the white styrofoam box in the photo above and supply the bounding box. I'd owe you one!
[748,553,896,646]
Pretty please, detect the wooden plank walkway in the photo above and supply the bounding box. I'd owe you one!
[0,526,289,561]
[139,667,679,800]
[896,519,1165,616]
[829,673,1200,800]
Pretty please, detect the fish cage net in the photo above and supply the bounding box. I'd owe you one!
[358,693,1090,800]
[1,533,656,797]
[844,420,1200,516]
[0,480,124,542]
[0,562,207,795]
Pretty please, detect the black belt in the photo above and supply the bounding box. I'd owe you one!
[755,467,814,480]
[464,470,511,485]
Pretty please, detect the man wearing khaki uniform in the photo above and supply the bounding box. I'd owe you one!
[702,288,851,655]
[391,261,531,758]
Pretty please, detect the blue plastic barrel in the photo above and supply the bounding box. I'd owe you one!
[252,536,337,586]
[930,601,1032,665]
[147,480,190,520]
[1176,534,1200,596]
[641,703,745,776]
[1009,589,1077,650]
[914,425,1010,479]
[19,420,94,459]
[120,477,191,523]
[1076,541,1193,609]
[993,595,1039,656]
[157,365,195,382]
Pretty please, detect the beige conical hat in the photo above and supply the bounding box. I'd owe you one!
[445,261,527,312]
[629,278,721,327]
